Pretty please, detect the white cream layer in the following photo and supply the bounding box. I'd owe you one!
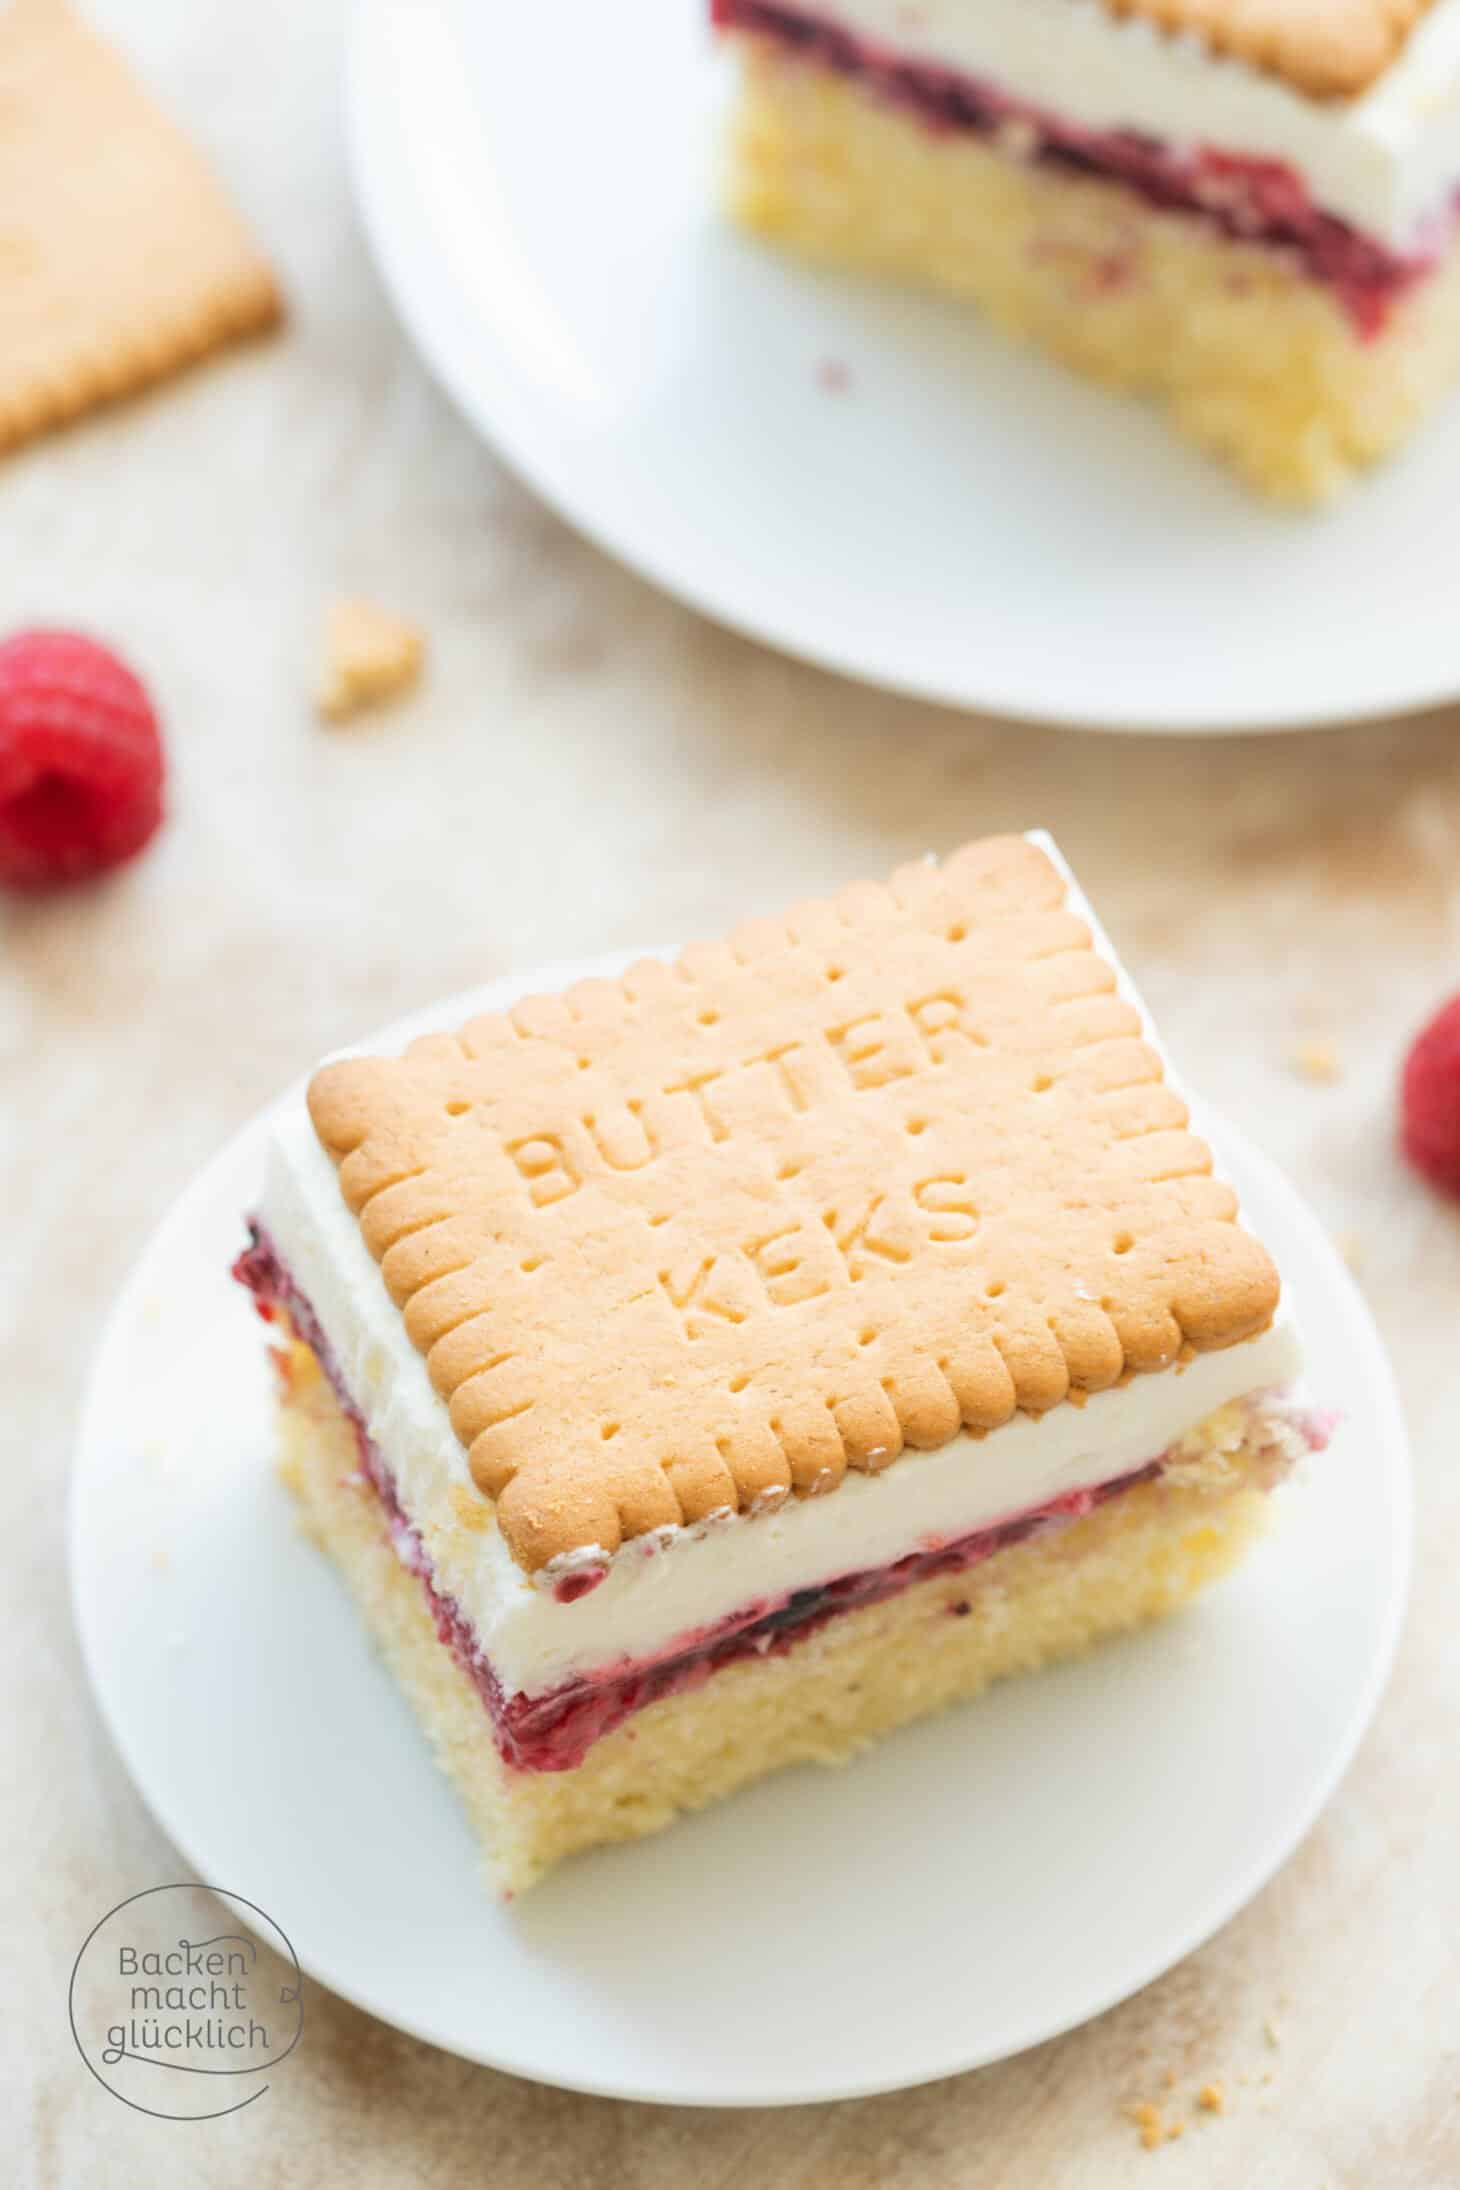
[782,0,1460,246]
[257,833,1305,1700]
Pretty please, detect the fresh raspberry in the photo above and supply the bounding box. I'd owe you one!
[0,630,165,890]
[1401,994,1460,1198]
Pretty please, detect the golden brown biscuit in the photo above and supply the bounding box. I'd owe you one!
[308,838,1281,1574]
[1103,0,1434,101]
[0,0,281,455]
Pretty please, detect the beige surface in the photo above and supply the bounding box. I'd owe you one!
[3,1,1459,2183]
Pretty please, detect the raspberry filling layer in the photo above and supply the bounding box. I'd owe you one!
[236,1225,1318,1773]
[714,0,1442,335]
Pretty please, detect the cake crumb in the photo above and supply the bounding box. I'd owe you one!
[451,1484,493,1533]
[1165,2122,1185,2143]
[317,596,425,722]
[1198,2082,1225,2114]
[1291,1039,1342,1085]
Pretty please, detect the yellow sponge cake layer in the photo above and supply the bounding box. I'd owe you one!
[279,1335,1273,1895]
[725,40,1460,501]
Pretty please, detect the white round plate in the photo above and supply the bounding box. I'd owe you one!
[72,956,1410,2106]
[348,0,1460,733]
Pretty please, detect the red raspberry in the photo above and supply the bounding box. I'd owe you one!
[1401,994,1460,1198]
[0,630,165,890]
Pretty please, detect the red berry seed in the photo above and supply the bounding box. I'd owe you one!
[0,629,165,890]
[1401,994,1460,1199]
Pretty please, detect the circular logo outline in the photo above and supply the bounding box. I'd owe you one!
[68,1883,304,2121]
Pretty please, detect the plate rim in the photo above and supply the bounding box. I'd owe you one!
[69,950,1413,2105]
[345,0,1460,738]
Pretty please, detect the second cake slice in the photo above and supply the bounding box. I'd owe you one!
[713,0,1460,501]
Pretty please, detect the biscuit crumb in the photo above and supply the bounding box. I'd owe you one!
[1165,2122,1184,2143]
[1126,2101,1166,2151]
[1291,1039,1342,1085]
[1198,2082,1225,2114]
[1264,2016,1283,2049]
[317,597,425,722]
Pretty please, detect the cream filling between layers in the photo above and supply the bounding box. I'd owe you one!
[769,0,1460,246]
[257,834,1304,1701]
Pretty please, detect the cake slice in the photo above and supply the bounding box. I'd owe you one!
[235,835,1330,1893]
[712,0,1460,500]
